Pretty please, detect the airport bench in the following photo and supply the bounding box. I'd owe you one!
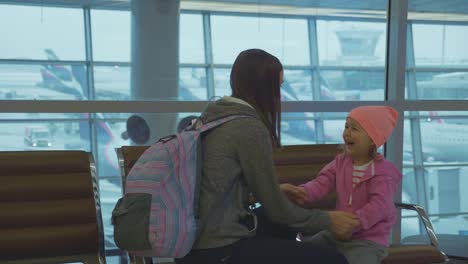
[0,150,106,264]
[116,144,448,264]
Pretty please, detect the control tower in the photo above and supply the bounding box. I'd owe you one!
[334,28,383,65]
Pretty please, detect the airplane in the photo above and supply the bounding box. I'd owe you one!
[404,113,468,163]
[36,49,85,99]
[37,49,128,178]
[417,72,468,100]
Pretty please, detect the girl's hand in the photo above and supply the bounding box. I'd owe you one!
[328,211,360,241]
[280,183,308,205]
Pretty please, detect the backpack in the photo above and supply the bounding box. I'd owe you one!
[111,115,249,258]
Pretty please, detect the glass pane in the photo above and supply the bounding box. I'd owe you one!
[405,112,468,164]
[431,214,468,236]
[413,71,468,100]
[94,66,130,100]
[419,114,468,163]
[0,63,88,100]
[4,115,128,180]
[0,4,85,60]
[426,110,468,125]
[93,112,205,179]
[180,13,205,64]
[93,115,133,250]
[179,67,208,100]
[281,113,347,145]
[93,66,207,101]
[282,70,313,101]
[403,118,414,165]
[0,121,89,151]
[321,71,384,100]
[402,109,468,257]
[0,113,80,120]
[211,15,309,65]
[400,168,431,245]
[95,120,129,177]
[317,20,387,66]
[91,10,131,62]
[413,24,468,67]
[323,118,345,143]
[401,210,429,244]
[213,68,231,98]
[402,168,418,205]
[281,113,317,145]
[215,68,337,101]
[408,0,468,107]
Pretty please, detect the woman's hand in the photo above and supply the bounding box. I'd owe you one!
[327,211,360,241]
[280,183,308,205]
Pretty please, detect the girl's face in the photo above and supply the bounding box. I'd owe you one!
[342,117,375,164]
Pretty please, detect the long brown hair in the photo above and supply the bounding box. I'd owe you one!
[230,49,282,147]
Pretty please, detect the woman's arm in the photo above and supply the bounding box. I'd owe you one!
[235,119,331,235]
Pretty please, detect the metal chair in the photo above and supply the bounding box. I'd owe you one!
[0,150,106,264]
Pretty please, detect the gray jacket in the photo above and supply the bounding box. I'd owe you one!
[194,98,330,249]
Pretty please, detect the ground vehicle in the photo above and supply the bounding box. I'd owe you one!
[24,126,52,147]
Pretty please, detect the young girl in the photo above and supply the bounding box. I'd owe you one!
[281,106,402,264]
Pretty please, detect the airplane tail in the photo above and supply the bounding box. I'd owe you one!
[39,49,86,99]
[39,49,119,176]
[428,111,444,124]
[78,114,119,176]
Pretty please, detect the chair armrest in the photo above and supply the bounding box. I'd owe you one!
[115,147,126,194]
[395,202,439,247]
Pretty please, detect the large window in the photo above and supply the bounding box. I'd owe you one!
[2,0,468,262]
[179,13,207,100]
[407,19,468,101]
[211,15,310,65]
[91,10,131,62]
[0,5,85,60]
[179,13,205,64]
[401,0,468,258]
[402,112,468,255]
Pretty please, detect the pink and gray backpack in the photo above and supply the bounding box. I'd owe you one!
[112,115,248,258]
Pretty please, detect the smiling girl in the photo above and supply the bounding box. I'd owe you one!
[281,106,402,264]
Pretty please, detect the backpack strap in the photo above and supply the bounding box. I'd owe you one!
[198,115,252,133]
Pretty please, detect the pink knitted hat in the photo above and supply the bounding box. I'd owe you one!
[348,106,398,148]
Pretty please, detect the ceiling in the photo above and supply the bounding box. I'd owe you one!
[0,0,468,15]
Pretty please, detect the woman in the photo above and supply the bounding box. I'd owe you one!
[176,49,358,264]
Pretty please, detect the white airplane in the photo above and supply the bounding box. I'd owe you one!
[417,72,468,100]
[404,112,468,163]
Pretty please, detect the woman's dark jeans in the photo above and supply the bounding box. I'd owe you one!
[175,207,348,264]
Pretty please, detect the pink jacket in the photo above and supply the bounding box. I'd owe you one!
[301,154,402,246]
